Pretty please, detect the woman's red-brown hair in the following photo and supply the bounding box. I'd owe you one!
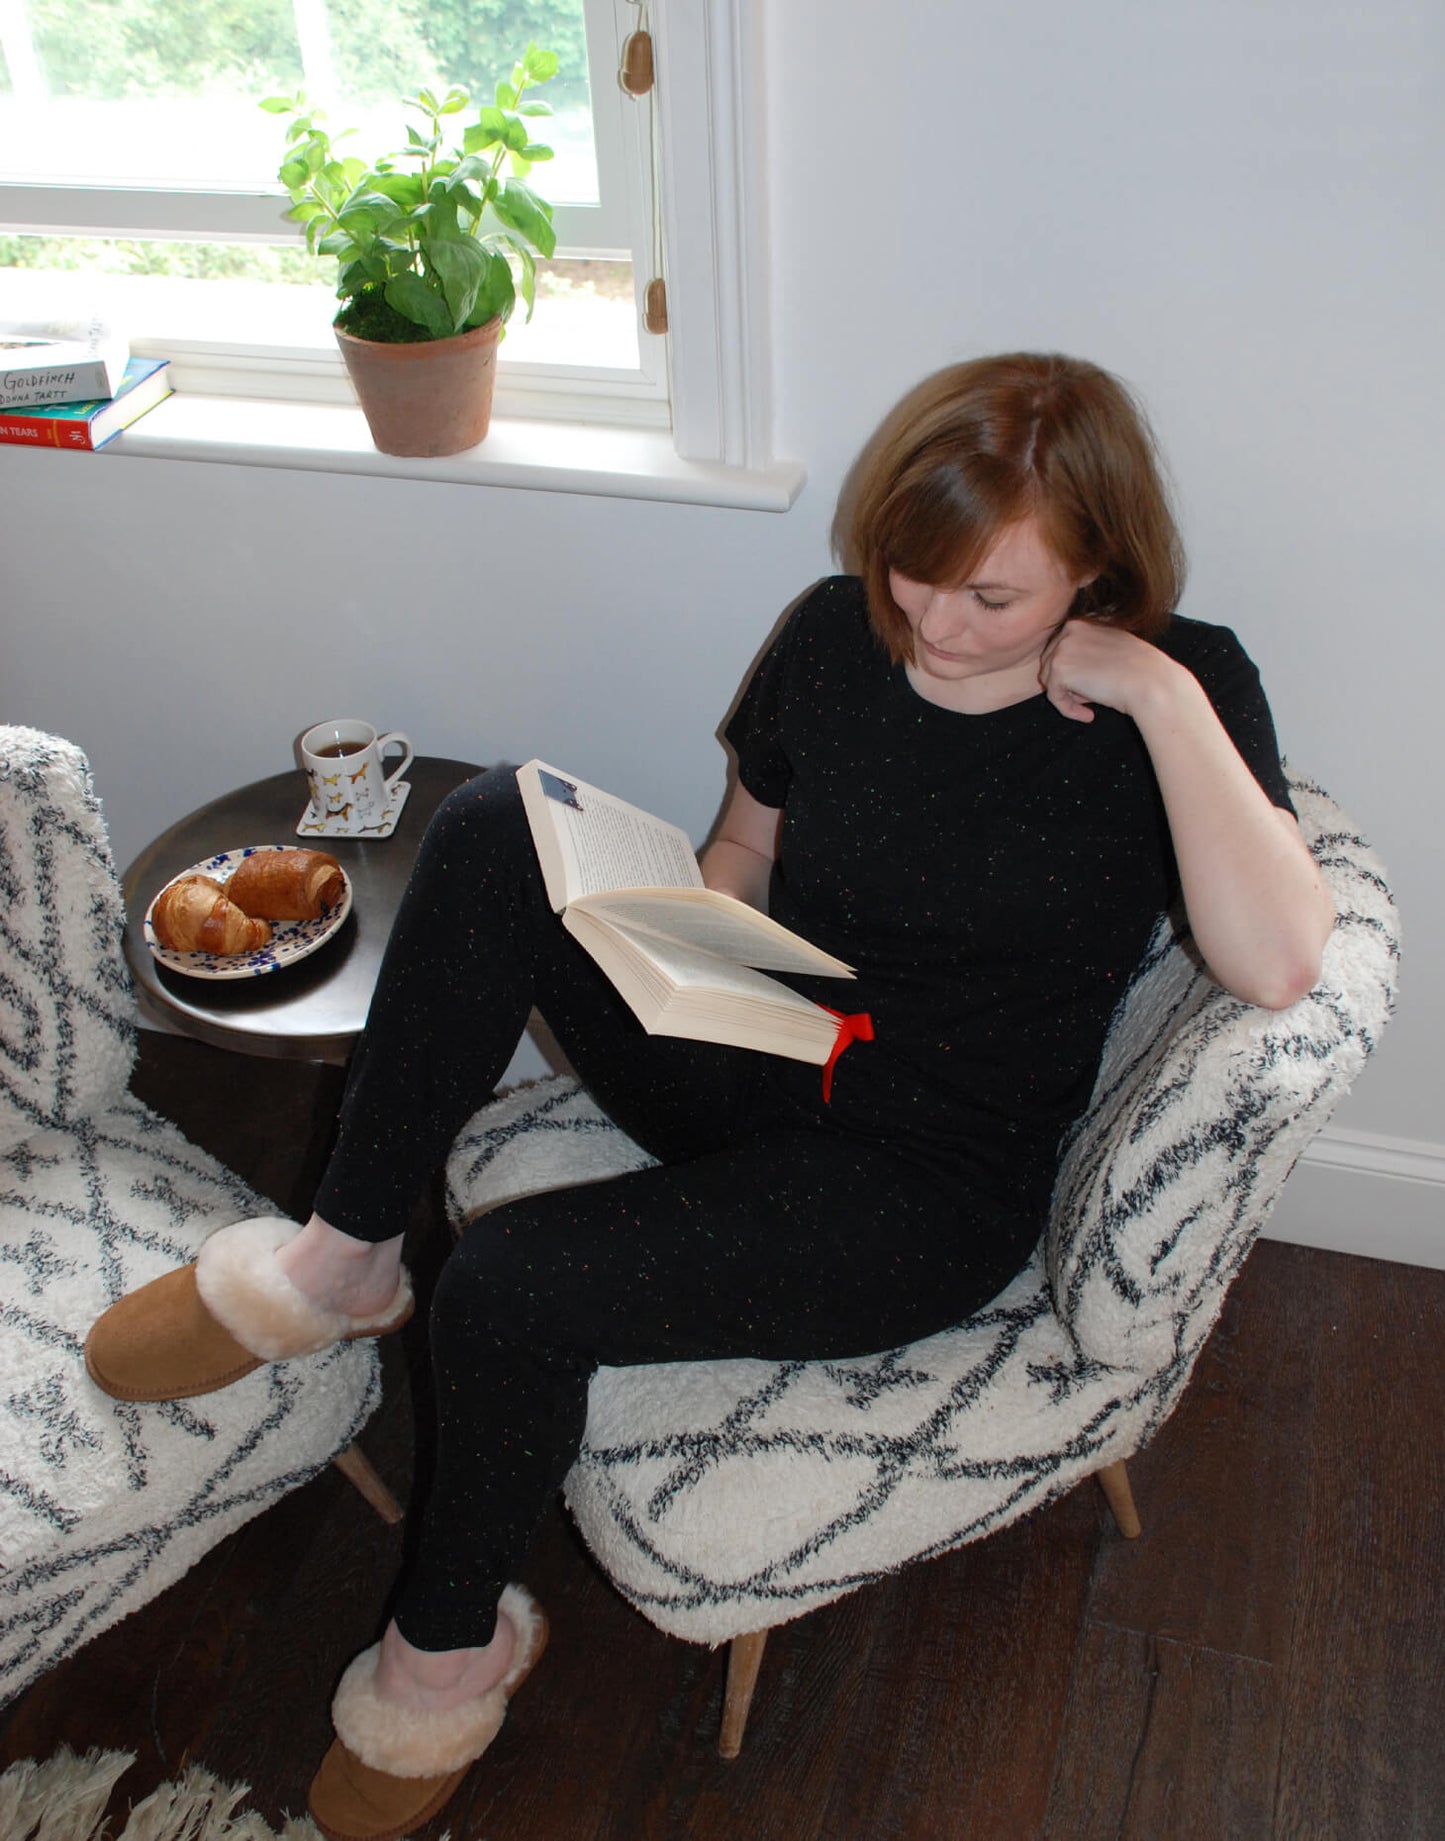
[836,353,1186,662]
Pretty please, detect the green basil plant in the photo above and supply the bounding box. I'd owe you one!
[263,44,559,345]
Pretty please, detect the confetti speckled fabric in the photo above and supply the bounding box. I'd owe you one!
[723,578,1296,1220]
[306,586,1304,1649]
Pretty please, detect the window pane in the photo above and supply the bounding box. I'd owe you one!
[0,3,656,397]
[0,233,638,370]
[506,257,637,368]
[0,233,326,287]
[0,0,596,202]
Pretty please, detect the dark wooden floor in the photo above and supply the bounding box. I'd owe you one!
[4,1036,1442,1840]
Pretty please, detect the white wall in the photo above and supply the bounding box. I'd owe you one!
[4,0,1440,1259]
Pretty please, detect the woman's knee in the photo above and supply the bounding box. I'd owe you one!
[431,1191,614,1374]
[432,1203,552,1344]
[397,769,547,946]
[417,766,529,873]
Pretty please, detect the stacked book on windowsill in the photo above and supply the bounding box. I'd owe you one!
[0,317,172,451]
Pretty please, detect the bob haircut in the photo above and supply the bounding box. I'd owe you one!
[838,353,1186,662]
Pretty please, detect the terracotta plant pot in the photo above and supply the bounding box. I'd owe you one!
[335,317,503,457]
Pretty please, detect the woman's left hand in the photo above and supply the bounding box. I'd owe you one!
[1038,619,1181,724]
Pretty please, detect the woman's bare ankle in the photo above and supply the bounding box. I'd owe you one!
[274,1216,403,1318]
[373,1612,516,1712]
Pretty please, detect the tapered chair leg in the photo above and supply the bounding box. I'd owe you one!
[719,1629,770,1758]
[1095,1457,1142,1538]
[332,1443,403,1524]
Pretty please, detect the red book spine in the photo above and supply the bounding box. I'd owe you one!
[0,413,83,449]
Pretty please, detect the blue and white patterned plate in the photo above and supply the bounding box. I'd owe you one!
[143,846,353,981]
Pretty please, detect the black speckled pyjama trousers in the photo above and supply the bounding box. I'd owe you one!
[314,768,1027,1649]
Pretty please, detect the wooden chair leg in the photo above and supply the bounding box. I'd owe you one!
[719,1629,769,1759]
[332,1443,403,1525]
[1095,1457,1142,1538]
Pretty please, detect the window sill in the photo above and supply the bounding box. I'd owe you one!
[106,389,807,513]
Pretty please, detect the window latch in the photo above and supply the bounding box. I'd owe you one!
[620,30,655,96]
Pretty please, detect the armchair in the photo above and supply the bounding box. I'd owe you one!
[0,727,389,1709]
[444,772,1397,1754]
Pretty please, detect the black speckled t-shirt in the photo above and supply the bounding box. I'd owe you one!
[725,575,1294,1223]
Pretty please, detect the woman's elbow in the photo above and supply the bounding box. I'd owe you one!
[1220,913,1334,1011]
[1242,956,1323,1011]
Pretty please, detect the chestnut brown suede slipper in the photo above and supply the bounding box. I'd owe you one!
[308,1585,549,1841]
[83,1216,414,1402]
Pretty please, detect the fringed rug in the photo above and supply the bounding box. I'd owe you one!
[0,1747,395,1841]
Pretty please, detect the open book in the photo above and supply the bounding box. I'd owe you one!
[517,760,855,1064]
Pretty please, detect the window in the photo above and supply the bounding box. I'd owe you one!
[0,1,797,504]
[0,0,666,421]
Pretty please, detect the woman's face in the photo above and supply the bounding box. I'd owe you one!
[889,515,1091,711]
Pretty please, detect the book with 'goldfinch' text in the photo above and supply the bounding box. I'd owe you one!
[0,316,131,408]
[0,358,171,451]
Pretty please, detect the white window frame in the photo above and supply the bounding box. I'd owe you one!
[0,0,803,509]
[0,0,667,418]
[0,0,638,252]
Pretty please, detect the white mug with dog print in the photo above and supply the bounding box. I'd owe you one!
[300,719,414,833]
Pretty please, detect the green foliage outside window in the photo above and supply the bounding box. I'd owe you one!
[17,0,588,104]
[0,234,324,282]
[27,0,305,97]
[419,1,587,101]
[0,3,600,295]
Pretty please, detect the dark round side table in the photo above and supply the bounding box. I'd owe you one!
[122,756,483,1063]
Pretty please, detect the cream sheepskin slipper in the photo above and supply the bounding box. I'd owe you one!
[196,1217,412,1359]
[84,1216,414,1402]
[309,1586,549,1841]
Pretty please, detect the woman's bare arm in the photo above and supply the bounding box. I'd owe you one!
[699,782,783,912]
[1040,622,1335,1009]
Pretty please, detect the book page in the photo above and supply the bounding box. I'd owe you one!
[562,909,838,1063]
[518,761,703,906]
[614,922,829,1008]
[583,888,853,978]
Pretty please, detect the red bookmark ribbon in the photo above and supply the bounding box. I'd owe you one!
[819,1007,875,1103]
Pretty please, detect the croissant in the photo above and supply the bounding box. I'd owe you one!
[152,875,273,954]
[225,849,345,921]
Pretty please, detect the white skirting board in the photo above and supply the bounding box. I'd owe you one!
[1261,1126,1445,1269]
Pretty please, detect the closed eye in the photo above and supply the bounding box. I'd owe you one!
[973,592,1013,611]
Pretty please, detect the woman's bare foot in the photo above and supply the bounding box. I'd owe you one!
[274,1216,405,1319]
[371,1610,518,1713]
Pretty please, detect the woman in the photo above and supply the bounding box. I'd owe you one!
[87,353,1333,1841]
